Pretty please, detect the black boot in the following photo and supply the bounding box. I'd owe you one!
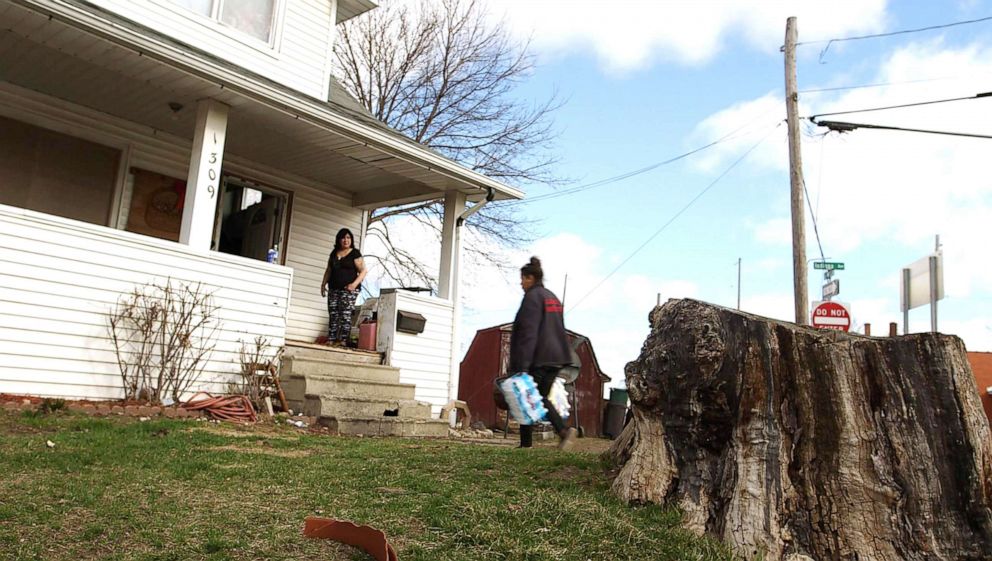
[518,424,533,448]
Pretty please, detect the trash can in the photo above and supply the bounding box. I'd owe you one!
[609,388,629,405]
[358,320,377,351]
[604,401,627,439]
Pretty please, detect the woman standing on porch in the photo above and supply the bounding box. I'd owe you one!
[321,228,367,347]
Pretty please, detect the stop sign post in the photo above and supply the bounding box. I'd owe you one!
[811,301,851,332]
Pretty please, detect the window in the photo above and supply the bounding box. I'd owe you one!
[166,0,277,43]
[123,168,185,242]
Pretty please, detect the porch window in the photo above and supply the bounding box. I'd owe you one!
[122,168,185,242]
[166,0,277,43]
[0,116,120,227]
[213,175,289,263]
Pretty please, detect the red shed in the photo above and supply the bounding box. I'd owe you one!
[969,352,992,426]
[458,324,611,437]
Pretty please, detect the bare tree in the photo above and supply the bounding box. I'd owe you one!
[108,279,219,404]
[334,0,561,288]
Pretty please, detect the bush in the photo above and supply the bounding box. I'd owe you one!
[108,279,219,404]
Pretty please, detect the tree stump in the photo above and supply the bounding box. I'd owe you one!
[608,299,992,561]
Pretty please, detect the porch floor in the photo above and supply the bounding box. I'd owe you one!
[284,340,383,365]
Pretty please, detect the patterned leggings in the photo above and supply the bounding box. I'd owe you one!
[327,289,358,343]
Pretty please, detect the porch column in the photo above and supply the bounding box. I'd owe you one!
[438,191,466,416]
[179,99,229,250]
[438,191,466,300]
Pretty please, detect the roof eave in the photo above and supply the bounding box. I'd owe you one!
[16,0,524,202]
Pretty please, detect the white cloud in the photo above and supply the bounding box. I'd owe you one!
[740,291,795,322]
[497,0,888,71]
[752,217,792,246]
[691,93,787,173]
[697,41,992,308]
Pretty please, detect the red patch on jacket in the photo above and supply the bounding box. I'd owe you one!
[544,298,563,313]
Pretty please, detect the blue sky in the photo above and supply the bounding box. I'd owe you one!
[373,1,992,386]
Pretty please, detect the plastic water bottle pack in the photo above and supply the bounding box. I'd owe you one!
[498,373,547,425]
[498,373,571,425]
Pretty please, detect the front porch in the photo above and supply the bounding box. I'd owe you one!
[0,1,522,418]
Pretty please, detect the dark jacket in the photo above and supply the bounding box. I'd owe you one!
[508,284,572,373]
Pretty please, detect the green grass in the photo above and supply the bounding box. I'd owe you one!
[0,412,733,561]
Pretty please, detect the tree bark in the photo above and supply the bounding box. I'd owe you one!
[608,299,992,561]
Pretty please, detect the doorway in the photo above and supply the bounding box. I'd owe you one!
[212,175,289,263]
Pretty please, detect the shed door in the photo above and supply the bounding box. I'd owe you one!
[499,331,511,376]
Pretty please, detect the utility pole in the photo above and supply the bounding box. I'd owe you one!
[784,16,808,325]
[737,257,742,310]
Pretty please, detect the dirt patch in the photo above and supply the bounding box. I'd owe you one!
[209,444,312,458]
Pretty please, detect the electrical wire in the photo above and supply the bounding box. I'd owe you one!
[802,176,827,265]
[510,113,782,206]
[564,124,781,315]
[807,91,991,120]
[794,15,992,60]
[798,74,992,94]
[812,119,992,140]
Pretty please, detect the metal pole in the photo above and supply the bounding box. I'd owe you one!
[737,257,742,310]
[785,17,808,325]
[929,255,938,333]
[902,267,911,335]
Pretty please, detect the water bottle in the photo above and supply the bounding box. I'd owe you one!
[266,245,278,264]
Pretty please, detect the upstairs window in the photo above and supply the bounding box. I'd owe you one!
[166,0,277,44]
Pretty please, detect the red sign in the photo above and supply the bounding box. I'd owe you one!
[811,301,851,331]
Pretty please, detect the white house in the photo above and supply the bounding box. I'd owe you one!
[0,0,522,417]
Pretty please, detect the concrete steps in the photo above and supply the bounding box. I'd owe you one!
[318,416,450,438]
[283,341,382,365]
[303,395,432,419]
[282,356,401,383]
[282,341,444,438]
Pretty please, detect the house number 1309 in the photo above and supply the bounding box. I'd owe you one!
[206,149,219,199]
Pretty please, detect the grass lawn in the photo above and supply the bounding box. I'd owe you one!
[0,410,733,561]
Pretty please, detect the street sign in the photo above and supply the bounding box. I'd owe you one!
[822,279,840,299]
[813,261,845,271]
[811,301,851,331]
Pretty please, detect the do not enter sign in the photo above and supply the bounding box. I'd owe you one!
[811,301,851,332]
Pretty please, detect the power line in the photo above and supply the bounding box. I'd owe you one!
[510,115,781,206]
[807,91,992,120]
[565,125,780,315]
[802,176,827,265]
[798,74,992,94]
[812,119,992,140]
[794,15,992,56]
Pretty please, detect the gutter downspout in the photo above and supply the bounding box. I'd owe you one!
[456,187,495,227]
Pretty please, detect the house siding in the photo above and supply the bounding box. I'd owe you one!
[84,0,335,100]
[0,204,294,399]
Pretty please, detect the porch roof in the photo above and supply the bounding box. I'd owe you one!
[1,0,524,208]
